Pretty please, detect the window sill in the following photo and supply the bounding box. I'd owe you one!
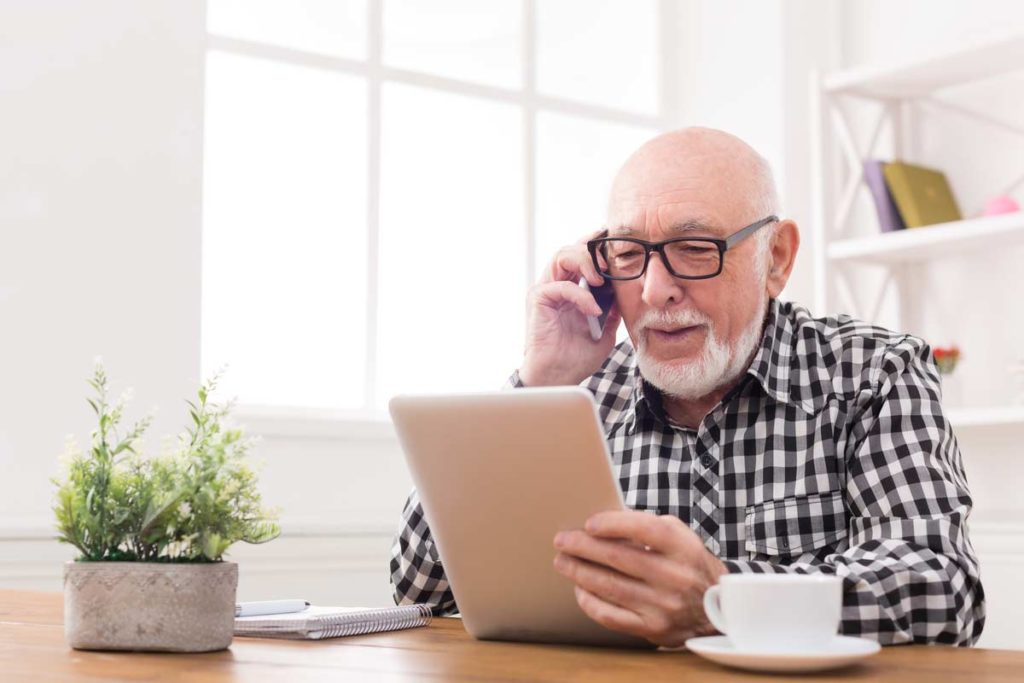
[233,404,396,441]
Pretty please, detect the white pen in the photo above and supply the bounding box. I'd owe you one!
[235,599,311,618]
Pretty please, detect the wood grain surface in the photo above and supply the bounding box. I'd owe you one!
[1,590,1020,682]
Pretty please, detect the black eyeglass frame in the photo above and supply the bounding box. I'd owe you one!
[586,215,779,281]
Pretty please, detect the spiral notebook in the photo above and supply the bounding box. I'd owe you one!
[234,604,433,640]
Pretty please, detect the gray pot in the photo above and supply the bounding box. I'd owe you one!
[63,560,238,652]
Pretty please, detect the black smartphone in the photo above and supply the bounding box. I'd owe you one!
[581,279,616,341]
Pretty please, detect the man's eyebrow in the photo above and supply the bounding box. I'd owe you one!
[667,220,719,235]
[607,220,719,237]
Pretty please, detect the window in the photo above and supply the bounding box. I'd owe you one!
[202,0,674,413]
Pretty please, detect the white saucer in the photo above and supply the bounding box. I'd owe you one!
[684,635,881,673]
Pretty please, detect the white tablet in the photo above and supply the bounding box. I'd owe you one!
[389,387,651,648]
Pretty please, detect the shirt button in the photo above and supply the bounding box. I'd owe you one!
[701,454,714,468]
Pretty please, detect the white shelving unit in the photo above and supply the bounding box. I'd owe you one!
[948,405,1024,430]
[821,34,1024,99]
[810,33,1024,432]
[827,211,1024,266]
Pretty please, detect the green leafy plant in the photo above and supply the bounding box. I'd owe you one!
[53,362,280,562]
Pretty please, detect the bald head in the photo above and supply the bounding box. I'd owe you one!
[606,127,780,276]
[608,127,780,228]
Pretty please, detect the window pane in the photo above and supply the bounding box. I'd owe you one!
[383,0,521,88]
[535,112,655,268]
[207,0,366,60]
[537,0,659,114]
[202,51,368,409]
[377,84,524,406]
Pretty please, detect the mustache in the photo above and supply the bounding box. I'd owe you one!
[637,308,711,333]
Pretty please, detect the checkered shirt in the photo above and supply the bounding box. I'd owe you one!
[390,299,985,645]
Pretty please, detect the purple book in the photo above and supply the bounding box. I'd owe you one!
[863,160,906,233]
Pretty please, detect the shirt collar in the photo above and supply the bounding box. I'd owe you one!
[745,297,796,408]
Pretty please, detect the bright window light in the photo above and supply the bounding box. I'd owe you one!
[376,83,524,405]
[202,51,368,409]
[537,0,659,114]
[202,2,668,414]
[383,0,522,88]
[207,0,367,59]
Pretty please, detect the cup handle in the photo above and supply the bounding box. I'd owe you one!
[703,585,728,635]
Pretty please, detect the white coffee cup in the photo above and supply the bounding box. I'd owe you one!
[703,574,842,652]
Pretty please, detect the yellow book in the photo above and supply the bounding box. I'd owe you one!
[882,161,961,228]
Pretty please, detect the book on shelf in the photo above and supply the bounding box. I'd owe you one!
[882,160,962,228]
[235,604,433,640]
[863,159,906,233]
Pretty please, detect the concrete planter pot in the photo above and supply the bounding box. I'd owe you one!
[63,560,238,652]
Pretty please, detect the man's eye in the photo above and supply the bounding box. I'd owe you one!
[612,249,643,261]
[669,243,714,256]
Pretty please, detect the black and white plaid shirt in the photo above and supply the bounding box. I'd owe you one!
[390,299,985,645]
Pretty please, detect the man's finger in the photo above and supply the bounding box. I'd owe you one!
[555,530,692,590]
[555,531,656,581]
[552,551,657,611]
[572,585,650,639]
[534,280,603,318]
[545,245,603,287]
[584,510,696,555]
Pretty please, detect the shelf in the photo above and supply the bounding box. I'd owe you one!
[947,405,1024,430]
[824,32,1024,99]
[826,212,1024,266]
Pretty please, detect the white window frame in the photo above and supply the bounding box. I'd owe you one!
[204,0,689,431]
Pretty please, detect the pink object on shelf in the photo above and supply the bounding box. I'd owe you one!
[982,195,1020,216]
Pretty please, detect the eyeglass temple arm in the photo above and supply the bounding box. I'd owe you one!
[724,215,778,249]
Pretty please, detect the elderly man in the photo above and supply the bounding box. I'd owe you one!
[390,128,984,647]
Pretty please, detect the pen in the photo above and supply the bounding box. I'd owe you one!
[235,599,311,618]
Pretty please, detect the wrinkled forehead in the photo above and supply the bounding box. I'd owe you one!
[606,158,762,238]
[604,195,736,240]
[605,208,721,239]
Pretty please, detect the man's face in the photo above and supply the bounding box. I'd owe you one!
[606,187,770,400]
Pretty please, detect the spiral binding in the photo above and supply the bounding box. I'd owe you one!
[235,604,433,640]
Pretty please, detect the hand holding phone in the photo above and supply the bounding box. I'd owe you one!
[520,231,618,387]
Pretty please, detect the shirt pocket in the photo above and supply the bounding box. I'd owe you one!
[744,490,848,560]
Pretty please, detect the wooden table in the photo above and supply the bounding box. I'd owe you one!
[2,590,1021,682]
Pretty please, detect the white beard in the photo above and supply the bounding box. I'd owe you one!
[635,295,768,402]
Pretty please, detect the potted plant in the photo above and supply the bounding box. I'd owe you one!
[54,362,280,652]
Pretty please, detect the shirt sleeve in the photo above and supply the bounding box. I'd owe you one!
[389,371,525,613]
[722,337,985,646]
[389,487,458,615]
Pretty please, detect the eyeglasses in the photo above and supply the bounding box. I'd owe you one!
[586,215,778,281]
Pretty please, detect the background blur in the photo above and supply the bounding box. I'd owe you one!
[3,0,1023,648]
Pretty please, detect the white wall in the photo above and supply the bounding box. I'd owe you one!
[0,2,206,529]
[0,0,205,567]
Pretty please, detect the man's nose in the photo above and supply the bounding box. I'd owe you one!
[641,251,686,309]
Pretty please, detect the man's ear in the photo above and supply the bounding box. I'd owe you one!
[766,219,799,298]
